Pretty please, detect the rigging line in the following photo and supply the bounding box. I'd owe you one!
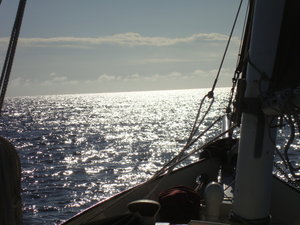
[226,1,254,116]
[146,124,237,199]
[157,106,218,175]
[186,95,208,144]
[184,116,222,155]
[179,0,244,173]
[154,116,222,178]
[271,111,300,179]
[0,0,26,103]
[85,120,231,221]
[226,3,249,113]
[87,125,237,222]
[156,118,230,178]
[189,96,214,141]
[247,55,270,82]
[209,0,244,97]
[273,162,291,182]
[236,0,254,76]
[226,70,240,114]
[0,0,27,113]
[274,161,300,189]
[289,113,300,171]
[267,107,300,177]
[161,93,214,174]
[235,0,250,70]
[186,94,214,147]
[166,125,238,172]
[227,0,250,111]
[268,116,288,168]
[283,114,300,178]
[247,54,272,99]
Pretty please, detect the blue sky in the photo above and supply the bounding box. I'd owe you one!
[0,0,247,96]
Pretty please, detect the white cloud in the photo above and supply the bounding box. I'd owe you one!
[206,68,233,77]
[10,77,31,87]
[141,58,199,64]
[97,74,116,81]
[7,67,235,96]
[0,32,239,48]
[52,76,67,82]
[49,72,57,77]
[193,69,209,77]
[39,73,77,86]
[128,73,140,79]
[41,80,53,86]
[167,72,182,78]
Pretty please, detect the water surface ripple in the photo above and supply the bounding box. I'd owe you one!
[0,88,298,224]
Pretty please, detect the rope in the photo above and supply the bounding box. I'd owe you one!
[226,0,254,122]
[283,114,299,178]
[178,1,244,167]
[209,0,244,98]
[0,0,27,113]
[168,125,237,168]
[247,55,270,82]
[153,116,222,178]
[84,122,237,223]
[186,94,214,145]
[267,106,300,182]
[0,2,26,224]
[144,0,244,202]
[152,90,215,179]
[146,123,237,199]
[226,70,241,114]
[274,162,300,189]
[73,0,245,222]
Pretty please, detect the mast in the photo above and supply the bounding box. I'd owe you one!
[232,0,285,223]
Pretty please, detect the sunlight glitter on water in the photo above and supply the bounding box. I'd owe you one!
[2,88,298,224]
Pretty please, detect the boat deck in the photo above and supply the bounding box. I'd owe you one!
[155,220,284,225]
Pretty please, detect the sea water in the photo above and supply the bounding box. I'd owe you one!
[0,88,298,224]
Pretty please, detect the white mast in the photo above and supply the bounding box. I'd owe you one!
[233,0,285,222]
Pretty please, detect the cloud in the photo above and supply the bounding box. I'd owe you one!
[0,32,239,48]
[193,69,210,77]
[10,77,31,87]
[141,58,199,64]
[127,73,140,80]
[7,67,235,96]
[49,72,57,77]
[52,76,68,82]
[40,73,77,86]
[167,72,182,78]
[10,69,231,88]
[97,74,116,81]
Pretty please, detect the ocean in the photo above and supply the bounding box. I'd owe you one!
[0,88,298,224]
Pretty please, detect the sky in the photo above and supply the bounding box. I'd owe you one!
[0,0,248,96]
